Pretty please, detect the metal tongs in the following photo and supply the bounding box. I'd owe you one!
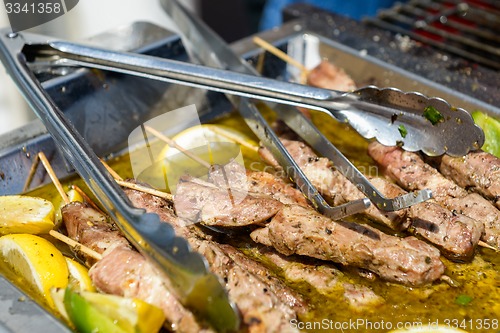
[2,4,464,215]
[159,0,438,213]
[17,32,484,158]
[0,31,240,332]
[3,32,453,216]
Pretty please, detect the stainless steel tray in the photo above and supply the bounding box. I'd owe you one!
[1,19,499,332]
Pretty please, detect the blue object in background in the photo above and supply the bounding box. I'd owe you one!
[260,0,400,30]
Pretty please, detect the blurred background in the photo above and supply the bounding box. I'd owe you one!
[0,0,397,136]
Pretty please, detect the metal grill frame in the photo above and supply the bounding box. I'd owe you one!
[366,0,500,69]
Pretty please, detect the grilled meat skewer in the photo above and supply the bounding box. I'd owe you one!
[427,150,500,209]
[252,204,445,286]
[133,169,387,312]
[368,142,500,249]
[307,60,357,92]
[124,185,303,333]
[260,139,483,260]
[203,161,445,285]
[208,164,385,308]
[174,175,283,227]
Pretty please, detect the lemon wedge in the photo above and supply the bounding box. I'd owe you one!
[51,257,95,325]
[63,288,165,333]
[65,257,94,292]
[0,195,55,235]
[0,234,68,308]
[161,124,257,159]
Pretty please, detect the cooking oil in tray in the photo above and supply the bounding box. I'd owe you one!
[20,107,500,333]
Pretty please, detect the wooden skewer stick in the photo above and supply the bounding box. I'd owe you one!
[38,152,69,205]
[116,179,174,202]
[23,154,40,192]
[478,240,498,252]
[36,153,103,261]
[144,125,212,169]
[253,36,309,75]
[49,230,102,261]
[440,275,460,288]
[208,125,259,153]
[100,158,123,181]
[71,184,106,215]
[99,158,174,202]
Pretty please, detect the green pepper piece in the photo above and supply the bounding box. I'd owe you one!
[64,288,127,333]
[423,106,445,125]
[472,111,500,158]
[398,124,408,138]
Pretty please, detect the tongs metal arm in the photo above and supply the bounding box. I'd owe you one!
[27,39,354,113]
[18,30,431,212]
[21,20,371,219]
[160,0,431,211]
[0,31,239,332]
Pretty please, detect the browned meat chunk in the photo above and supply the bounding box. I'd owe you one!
[307,60,357,92]
[209,161,309,207]
[368,142,500,249]
[173,176,282,227]
[62,202,129,265]
[259,140,407,229]
[124,187,303,333]
[407,201,482,261]
[430,150,500,209]
[261,205,445,286]
[367,143,466,201]
[260,140,481,260]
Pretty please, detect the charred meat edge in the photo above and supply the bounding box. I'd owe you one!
[259,138,482,261]
[124,185,303,333]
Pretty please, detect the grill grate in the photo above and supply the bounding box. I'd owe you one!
[365,0,500,69]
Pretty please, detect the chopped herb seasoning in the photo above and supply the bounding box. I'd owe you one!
[423,106,444,125]
[391,114,398,124]
[398,124,408,138]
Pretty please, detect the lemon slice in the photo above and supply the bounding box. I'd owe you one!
[162,124,258,159]
[472,111,500,157]
[0,195,55,235]
[0,234,68,308]
[64,288,165,333]
[50,258,96,325]
[65,257,95,292]
[139,124,257,192]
